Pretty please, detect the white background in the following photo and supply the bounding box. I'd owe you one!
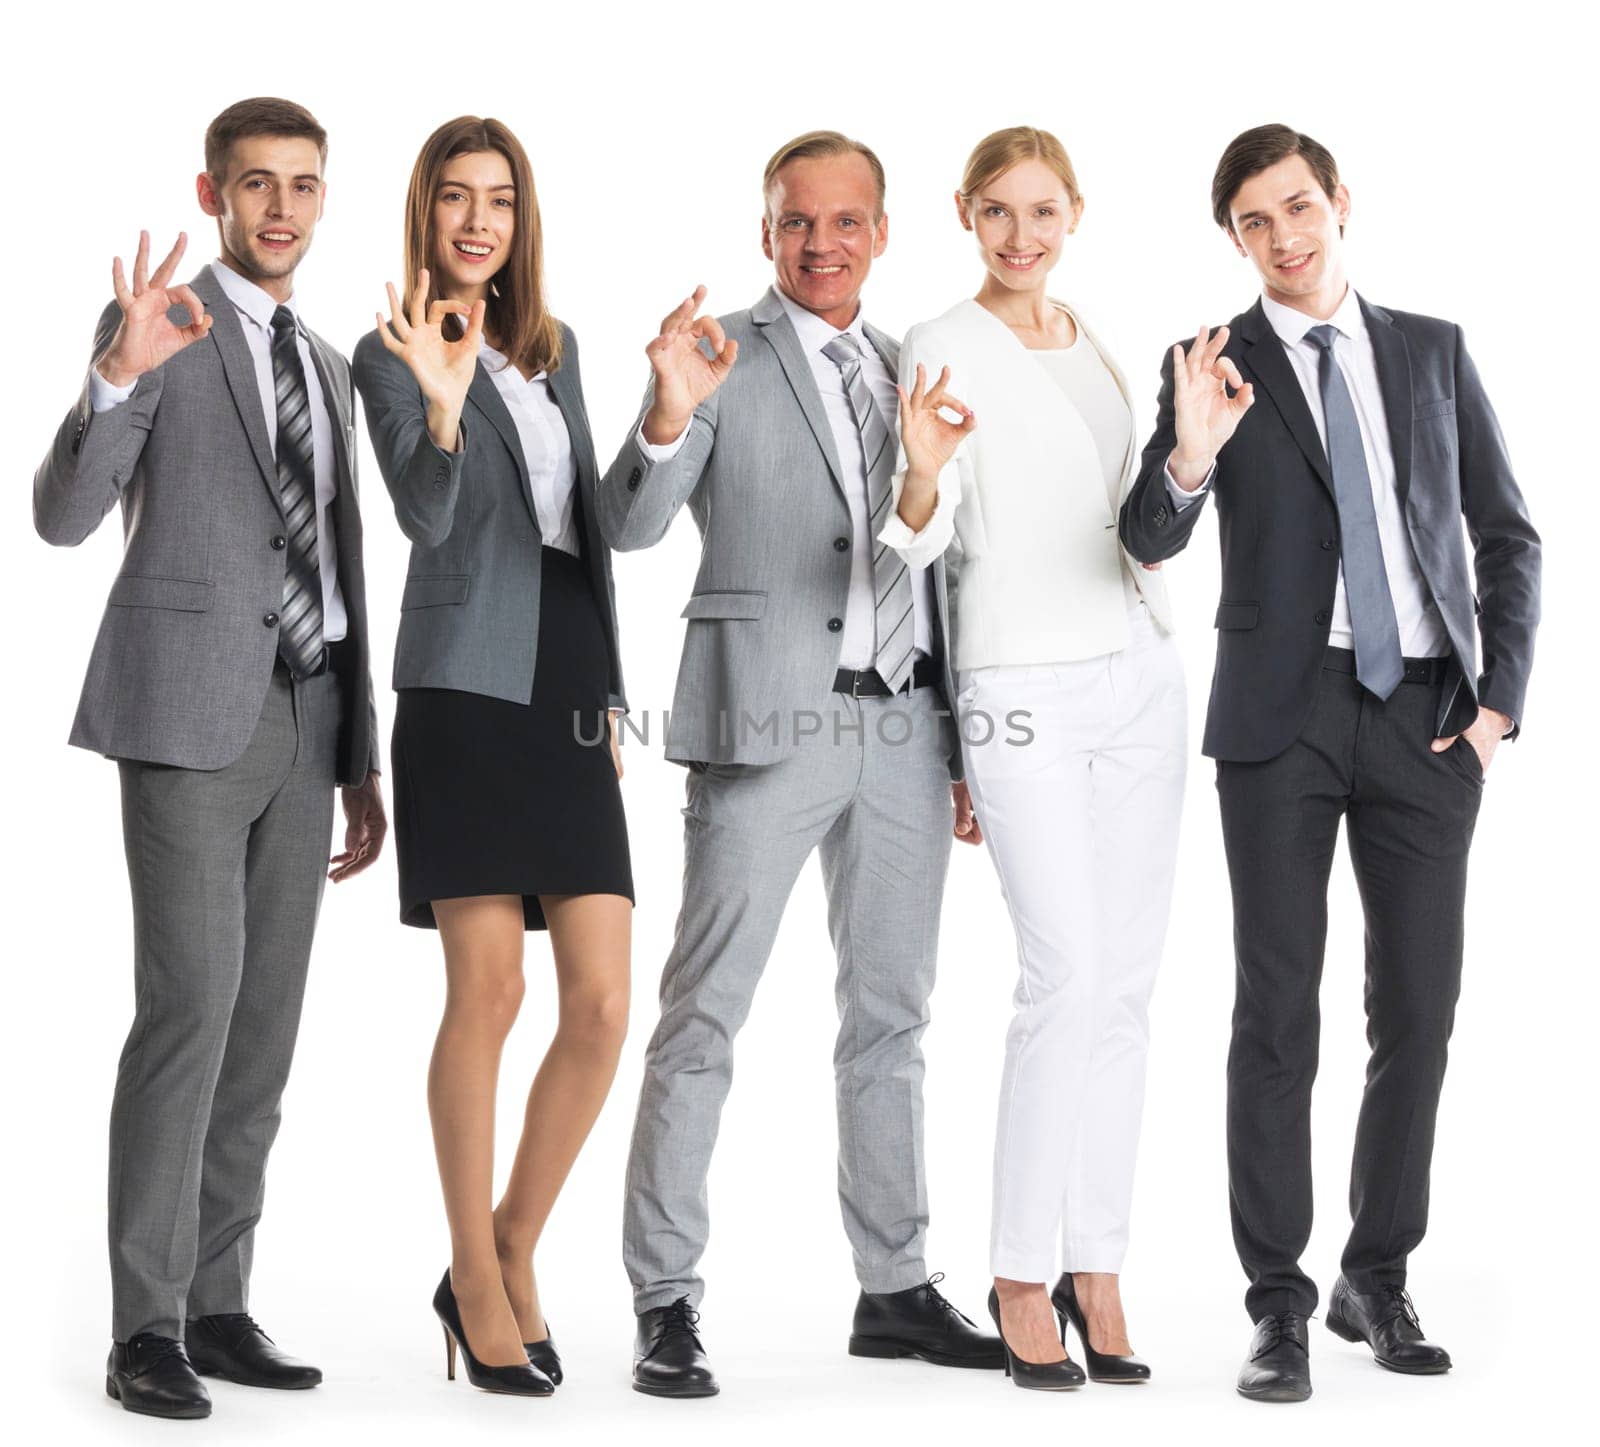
[3,3,1592,1444]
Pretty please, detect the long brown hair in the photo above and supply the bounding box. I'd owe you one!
[403,116,562,374]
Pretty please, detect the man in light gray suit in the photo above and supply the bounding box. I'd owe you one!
[33,98,385,1421]
[598,131,1000,1397]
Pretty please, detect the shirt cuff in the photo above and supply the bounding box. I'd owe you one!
[89,365,137,413]
[877,463,959,569]
[635,420,689,462]
[1164,459,1215,508]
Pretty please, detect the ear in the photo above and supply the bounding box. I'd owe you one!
[1068,194,1085,234]
[954,189,972,231]
[196,171,223,219]
[760,214,774,262]
[872,210,888,259]
[1332,181,1351,231]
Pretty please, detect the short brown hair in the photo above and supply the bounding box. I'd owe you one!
[402,116,562,377]
[204,97,327,183]
[763,130,886,220]
[960,126,1082,207]
[1211,123,1340,232]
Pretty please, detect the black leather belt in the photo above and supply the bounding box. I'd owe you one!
[275,636,353,681]
[1323,646,1448,685]
[833,657,938,697]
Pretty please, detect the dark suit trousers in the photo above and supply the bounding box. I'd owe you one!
[109,664,341,1341]
[1217,655,1483,1321]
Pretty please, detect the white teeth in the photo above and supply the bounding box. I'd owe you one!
[804,265,842,274]
[261,233,293,241]
[456,242,491,256]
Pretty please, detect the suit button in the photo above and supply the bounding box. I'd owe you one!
[833,537,849,552]
[627,466,643,493]
[1321,538,1334,551]
[1154,504,1170,526]
[271,534,287,550]
[263,611,280,628]
[1315,610,1330,625]
[827,617,843,632]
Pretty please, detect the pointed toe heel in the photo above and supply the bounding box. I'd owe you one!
[433,1269,554,1397]
[987,1288,1085,1391]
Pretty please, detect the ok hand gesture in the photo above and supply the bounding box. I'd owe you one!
[98,231,213,388]
[897,363,976,480]
[1168,325,1254,490]
[641,286,738,444]
[375,268,484,450]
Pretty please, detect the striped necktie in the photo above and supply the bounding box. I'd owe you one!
[820,332,915,694]
[269,305,326,677]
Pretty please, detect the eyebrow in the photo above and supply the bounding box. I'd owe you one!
[978,195,1062,207]
[1235,189,1312,223]
[439,180,516,192]
[237,169,321,183]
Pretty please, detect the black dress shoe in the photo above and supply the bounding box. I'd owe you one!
[1326,1278,1451,1374]
[106,1335,212,1419]
[634,1296,718,1397]
[433,1269,554,1396]
[186,1313,323,1389]
[1050,1275,1151,1383]
[849,1272,1005,1369]
[1236,1312,1312,1402]
[987,1288,1086,1390]
[524,1324,562,1385]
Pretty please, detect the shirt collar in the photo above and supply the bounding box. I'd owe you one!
[774,286,870,357]
[209,258,298,333]
[1262,285,1365,349]
[478,335,547,383]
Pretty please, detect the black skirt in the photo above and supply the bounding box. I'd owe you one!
[391,546,633,930]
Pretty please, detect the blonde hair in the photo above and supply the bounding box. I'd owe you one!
[959,126,1081,206]
[763,129,887,220]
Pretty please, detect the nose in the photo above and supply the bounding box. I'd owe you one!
[265,185,290,218]
[465,195,492,233]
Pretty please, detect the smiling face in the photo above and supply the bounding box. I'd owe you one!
[1227,153,1351,314]
[430,149,516,302]
[960,157,1082,294]
[197,134,325,292]
[761,152,887,329]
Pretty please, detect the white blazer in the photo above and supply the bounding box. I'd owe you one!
[879,297,1173,673]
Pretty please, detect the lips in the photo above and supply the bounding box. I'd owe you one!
[1276,252,1315,273]
[998,253,1044,270]
[801,264,844,276]
[452,240,493,261]
[258,231,297,249]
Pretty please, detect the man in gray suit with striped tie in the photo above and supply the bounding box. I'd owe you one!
[33,99,385,1420]
[598,131,1000,1397]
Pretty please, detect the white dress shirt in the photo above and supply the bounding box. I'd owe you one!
[90,259,348,641]
[640,289,933,671]
[1166,287,1445,657]
[478,339,581,555]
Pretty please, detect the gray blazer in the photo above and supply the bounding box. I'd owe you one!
[596,287,958,772]
[352,323,626,710]
[33,267,379,785]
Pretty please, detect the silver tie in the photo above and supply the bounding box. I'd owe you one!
[821,333,914,694]
[269,305,325,677]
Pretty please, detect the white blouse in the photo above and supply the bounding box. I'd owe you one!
[479,339,581,555]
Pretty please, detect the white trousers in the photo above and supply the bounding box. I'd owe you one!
[959,606,1187,1281]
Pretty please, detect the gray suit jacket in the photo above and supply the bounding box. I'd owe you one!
[352,324,626,709]
[33,267,379,785]
[596,287,958,773]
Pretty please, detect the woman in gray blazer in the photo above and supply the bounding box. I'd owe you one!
[353,116,631,1397]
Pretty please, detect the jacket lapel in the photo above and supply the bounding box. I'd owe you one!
[548,357,600,555]
[305,332,355,499]
[1361,298,1415,510]
[196,268,281,510]
[752,288,847,500]
[1238,300,1334,498]
[466,361,540,530]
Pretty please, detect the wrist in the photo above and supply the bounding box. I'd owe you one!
[1167,449,1213,491]
[903,463,940,495]
[425,401,463,453]
[97,351,142,389]
[642,404,692,446]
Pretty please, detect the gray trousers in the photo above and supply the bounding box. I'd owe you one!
[110,665,341,1341]
[624,687,954,1312]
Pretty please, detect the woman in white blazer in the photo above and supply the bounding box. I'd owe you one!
[885,127,1186,1389]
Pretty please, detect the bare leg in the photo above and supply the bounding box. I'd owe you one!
[1072,1272,1133,1355]
[430,895,529,1368]
[494,892,632,1341]
[994,1278,1068,1365]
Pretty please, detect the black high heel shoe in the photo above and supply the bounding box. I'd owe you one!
[433,1269,554,1396]
[986,1288,1085,1390]
[524,1325,561,1386]
[1050,1274,1151,1384]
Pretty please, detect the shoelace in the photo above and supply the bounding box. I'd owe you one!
[1257,1312,1308,1354]
[1379,1286,1423,1332]
[652,1296,703,1348]
[203,1313,272,1346]
[921,1272,976,1328]
[126,1333,191,1365]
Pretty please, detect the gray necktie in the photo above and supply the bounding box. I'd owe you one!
[270,305,326,677]
[1306,324,1403,700]
[820,332,915,693]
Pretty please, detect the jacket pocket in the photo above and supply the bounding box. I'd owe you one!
[1214,601,1260,630]
[108,575,214,612]
[680,590,767,621]
[401,574,470,610]
[1414,398,1456,420]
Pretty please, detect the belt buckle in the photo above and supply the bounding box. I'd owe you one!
[851,670,865,699]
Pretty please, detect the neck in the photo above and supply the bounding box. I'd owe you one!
[217,247,294,304]
[1264,270,1349,322]
[974,274,1058,330]
[778,282,860,333]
